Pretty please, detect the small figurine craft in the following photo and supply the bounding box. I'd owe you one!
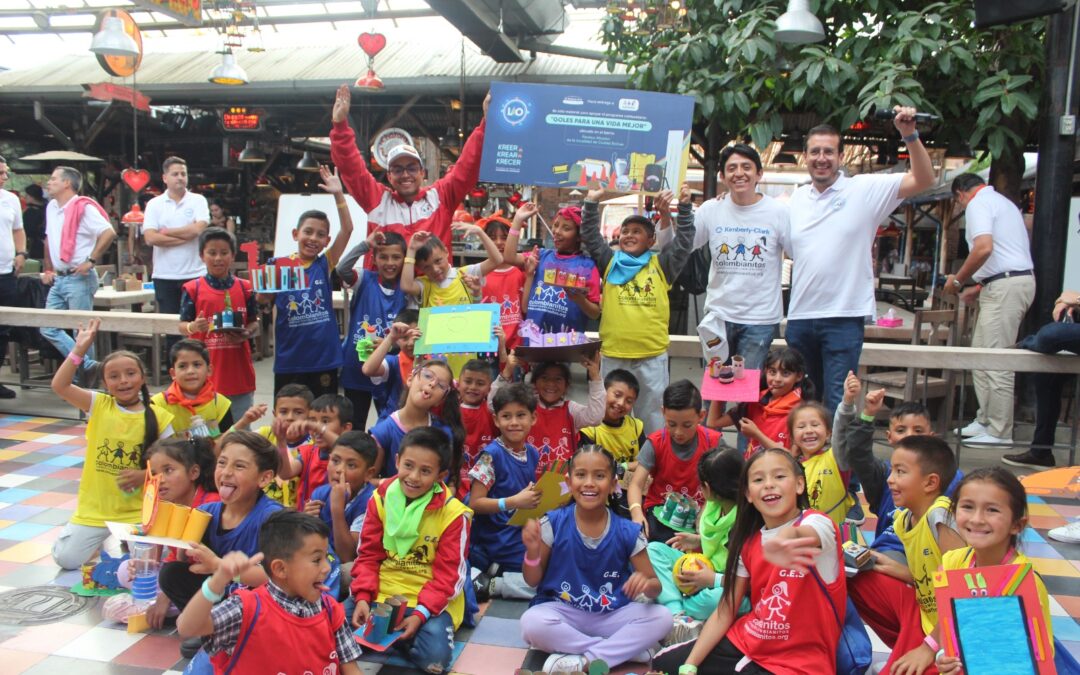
[252,259,309,293]
[652,492,699,533]
[354,596,410,651]
[513,320,601,364]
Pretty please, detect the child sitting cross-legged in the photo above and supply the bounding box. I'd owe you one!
[177,510,364,674]
[349,427,473,674]
[468,382,541,602]
[627,379,723,543]
[519,445,672,672]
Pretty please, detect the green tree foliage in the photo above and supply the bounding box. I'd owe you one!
[601,1,1044,171]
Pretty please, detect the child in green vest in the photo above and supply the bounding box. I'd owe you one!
[580,184,696,437]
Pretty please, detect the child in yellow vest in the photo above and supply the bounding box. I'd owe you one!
[580,183,696,436]
[786,401,853,526]
[400,224,502,377]
[348,427,472,673]
[232,383,313,507]
[935,467,1054,673]
[849,435,965,675]
[579,368,645,516]
[151,339,232,438]
[50,320,174,570]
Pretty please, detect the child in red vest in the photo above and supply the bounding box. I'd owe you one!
[274,394,353,511]
[628,380,722,543]
[456,358,497,498]
[178,227,260,416]
[652,448,846,675]
[479,211,526,353]
[177,510,363,674]
[707,347,811,457]
[489,354,604,472]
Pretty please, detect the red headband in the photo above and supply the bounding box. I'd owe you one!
[556,206,582,226]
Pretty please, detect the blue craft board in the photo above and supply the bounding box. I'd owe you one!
[954,596,1037,675]
[355,625,405,652]
[480,82,694,193]
[414,303,500,356]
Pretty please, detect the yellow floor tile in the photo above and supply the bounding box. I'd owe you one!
[0,541,52,564]
[1030,557,1080,578]
[0,520,13,530]
[6,431,46,441]
[1027,503,1061,517]
[0,450,26,461]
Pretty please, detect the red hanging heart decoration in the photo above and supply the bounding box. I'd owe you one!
[122,168,151,193]
[357,32,386,58]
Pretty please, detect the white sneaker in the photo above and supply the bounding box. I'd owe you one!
[956,420,989,437]
[962,433,1011,447]
[1048,520,1080,544]
[542,653,588,673]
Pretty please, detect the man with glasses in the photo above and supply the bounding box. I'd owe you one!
[330,84,490,267]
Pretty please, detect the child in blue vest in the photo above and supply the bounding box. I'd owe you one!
[468,383,541,602]
[264,166,353,398]
[158,430,284,658]
[177,511,364,674]
[520,445,672,672]
[361,309,420,421]
[337,230,408,427]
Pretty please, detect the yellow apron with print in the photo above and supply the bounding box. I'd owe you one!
[802,448,854,526]
[150,392,231,437]
[599,253,670,359]
[372,490,473,628]
[894,494,953,634]
[73,395,175,527]
[258,425,298,507]
[419,270,475,377]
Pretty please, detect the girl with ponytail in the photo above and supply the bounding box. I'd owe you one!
[50,319,175,570]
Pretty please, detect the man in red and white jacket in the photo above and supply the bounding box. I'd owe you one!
[329,84,489,267]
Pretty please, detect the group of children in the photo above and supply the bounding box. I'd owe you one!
[42,178,1060,674]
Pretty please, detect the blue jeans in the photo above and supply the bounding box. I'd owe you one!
[40,271,99,367]
[1018,321,1080,456]
[784,317,864,415]
[399,610,455,673]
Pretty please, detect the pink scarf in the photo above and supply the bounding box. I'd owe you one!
[60,196,109,263]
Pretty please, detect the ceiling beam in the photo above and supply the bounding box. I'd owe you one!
[424,0,523,63]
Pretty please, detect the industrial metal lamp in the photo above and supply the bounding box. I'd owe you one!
[209,50,249,86]
[90,16,139,57]
[238,141,265,163]
[296,151,320,172]
[775,0,825,44]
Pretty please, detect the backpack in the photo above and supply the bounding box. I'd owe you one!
[675,244,710,297]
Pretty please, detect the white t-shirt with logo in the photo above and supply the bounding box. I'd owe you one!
[143,190,209,280]
[45,199,114,272]
[784,173,905,320]
[963,187,1033,282]
[0,189,23,274]
[693,193,789,325]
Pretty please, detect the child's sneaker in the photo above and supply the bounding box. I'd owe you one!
[541,653,588,672]
[472,562,500,602]
[1048,520,1080,544]
[845,491,866,525]
[662,613,703,646]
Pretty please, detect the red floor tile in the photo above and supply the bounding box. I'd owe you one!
[23,493,72,508]
[112,634,182,670]
[451,643,529,675]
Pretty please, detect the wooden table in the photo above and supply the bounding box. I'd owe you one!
[93,287,155,310]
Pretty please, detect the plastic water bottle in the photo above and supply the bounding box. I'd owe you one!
[188,415,211,438]
[130,542,160,609]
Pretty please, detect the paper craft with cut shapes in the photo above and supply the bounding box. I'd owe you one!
[104,469,213,550]
[932,563,1055,675]
[354,596,410,651]
[513,320,601,364]
[414,303,500,356]
[507,460,572,526]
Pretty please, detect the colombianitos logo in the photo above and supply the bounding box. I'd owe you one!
[501,96,530,127]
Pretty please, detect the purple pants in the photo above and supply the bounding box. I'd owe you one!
[520,601,672,667]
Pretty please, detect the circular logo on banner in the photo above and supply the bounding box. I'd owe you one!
[370,127,415,169]
[96,9,143,78]
[500,96,530,127]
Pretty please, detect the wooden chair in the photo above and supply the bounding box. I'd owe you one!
[863,308,959,433]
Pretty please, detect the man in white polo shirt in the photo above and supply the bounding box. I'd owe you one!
[945,173,1034,446]
[40,166,116,375]
[0,156,27,398]
[784,108,935,415]
[142,156,208,349]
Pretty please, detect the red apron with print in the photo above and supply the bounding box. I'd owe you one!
[182,277,256,396]
[527,401,575,473]
[458,403,497,499]
[643,427,720,509]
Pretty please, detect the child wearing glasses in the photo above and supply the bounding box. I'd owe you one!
[367,358,466,487]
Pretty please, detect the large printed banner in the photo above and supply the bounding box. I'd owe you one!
[480,82,695,194]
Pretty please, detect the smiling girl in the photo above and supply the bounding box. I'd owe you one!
[51,320,174,570]
[785,401,853,527]
[653,448,845,675]
[519,445,672,672]
[349,427,472,674]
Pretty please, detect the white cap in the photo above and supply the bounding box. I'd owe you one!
[386,144,422,166]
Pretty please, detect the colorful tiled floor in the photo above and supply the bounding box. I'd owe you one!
[0,414,1077,674]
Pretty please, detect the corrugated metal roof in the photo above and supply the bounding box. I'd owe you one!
[0,40,627,101]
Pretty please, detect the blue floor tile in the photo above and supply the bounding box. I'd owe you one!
[0,488,42,504]
[0,521,53,541]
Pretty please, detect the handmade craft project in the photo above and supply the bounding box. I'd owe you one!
[652,492,699,533]
[932,563,1054,675]
[542,266,590,290]
[699,368,761,404]
[513,320,601,364]
[414,303,500,356]
[507,460,573,526]
[355,324,378,361]
[354,596,410,651]
[673,552,715,596]
[104,469,212,549]
[252,258,309,293]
